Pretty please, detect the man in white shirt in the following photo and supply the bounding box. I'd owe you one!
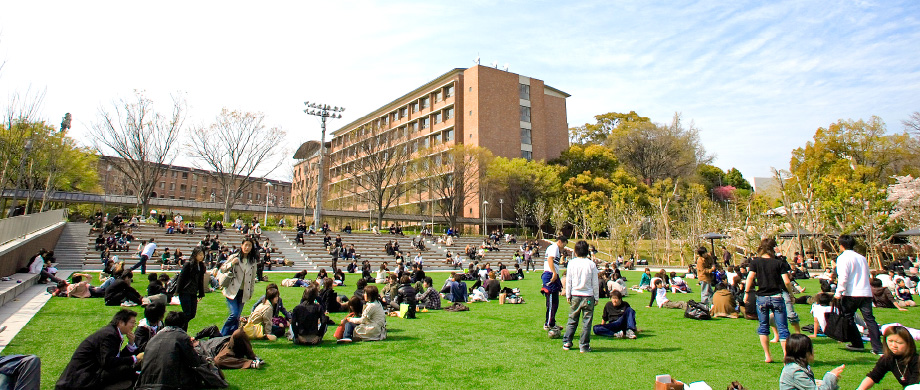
[834,234,882,354]
[130,238,157,275]
[562,241,599,353]
[542,236,567,331]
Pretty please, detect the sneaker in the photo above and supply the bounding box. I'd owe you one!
[580,346,592,353]
[562,343,573,351]
[337,338,352,344]
[625,329,637,339]
[613,331,625,339]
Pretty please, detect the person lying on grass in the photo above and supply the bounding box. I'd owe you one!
[778,333,844,390]
[646,279,687,309]
[337,286,386,343]
[594,290,637,339]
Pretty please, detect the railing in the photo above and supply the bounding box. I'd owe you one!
[0,209,68,246]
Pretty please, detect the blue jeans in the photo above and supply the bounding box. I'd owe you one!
[221,290,245,336]
[781,291,799,324]
[756,295,789,340]
[593,307,637,336]
[342,321,357,339]
[129,255,149,274]
[563,296,595,349]
[700,281,713,306]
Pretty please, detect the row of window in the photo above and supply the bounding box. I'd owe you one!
[336,83,456,147]
[333,106,455,162]
[328,128,454,180]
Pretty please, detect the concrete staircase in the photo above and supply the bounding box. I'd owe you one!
[264,231,314,270]
[52,222,90,270]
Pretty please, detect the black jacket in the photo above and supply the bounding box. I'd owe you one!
[177,261,206,298]
[291,302,326,338]
[105,279,142,306]
[135,327,204,390]
[55,325,137,390]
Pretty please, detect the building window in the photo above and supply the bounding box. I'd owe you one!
[433,91,441,103]
[180,184,187,191]
[521,128,532,145]
[445,108,454,119]
[170,183,175,190]
[445,85,454,98]
[182,172,188,179]
[203,176,208,183]
[192,175,198,182]
[420,117,429,129]
[520,106,531,122]
[433,113,441,124]
[409,122,417,133]
[192,186,197,193]
[444,129,454,142]
[522,150,533,160]
[410,103,417,113]
[520,83,530,100]
[420,97,429,109]
[469,110,472,116]
[159,182,165,189]
[399,107,407,118]
[171,171,177,178]
[422,137,430,148]
[380,116,388,126]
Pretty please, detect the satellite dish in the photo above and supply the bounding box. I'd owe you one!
[293,141,322,159]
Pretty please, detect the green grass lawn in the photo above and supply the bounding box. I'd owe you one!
[5,271,917,389]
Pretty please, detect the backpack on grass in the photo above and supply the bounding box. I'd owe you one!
[684,300,711,320]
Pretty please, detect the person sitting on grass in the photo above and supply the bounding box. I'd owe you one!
[779,333,844,390]
[319,277,347,313]
[710,282,739,318]
[646,279,687,309]
[376,263,389,284]
[593,290,637,339]
[134,303,166,353]
[636,268,652,292]
[382,273,400,306]
[105,272,142,307]
[55,309,141,390]
[871,278,909,312]
[894,279,916,307]
[243,287,280,341]
[135,312,204,390]
[484,272,502,300]
[393,275,418,318]
[440,272,468,304]
[338,286,386,343]
[292,286,327,346]
[670,272,691,293]
[416,277,441,310]
[857,325,919,389]
[250,283,292,329]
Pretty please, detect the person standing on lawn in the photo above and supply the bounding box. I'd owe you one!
[130,238,156,275]
[220,238,259,336]
[696,246,716,307]
[835,234,883,355]
[744,237,794,363]
[542,236,567,331]
[176,247,207,327]
[562,241,599,353]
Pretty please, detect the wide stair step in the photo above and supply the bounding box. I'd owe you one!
[264,231,314,270]
[52,222,90,270]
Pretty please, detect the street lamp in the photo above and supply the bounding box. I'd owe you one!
[263,182,273,226]
[499,198,503,234]
[303,101,345,228]
[482,200,489,237]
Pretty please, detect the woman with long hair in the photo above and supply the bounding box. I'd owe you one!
[220,238,259,336]
[744,237,794,363]
[858,325,920,389]
[176,246,207,326]
[779,333,844,389]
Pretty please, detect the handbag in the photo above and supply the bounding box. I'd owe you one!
[194,360,229,388]
[684,300,711,320]
[823,300,854,342]
[216,261,235,288]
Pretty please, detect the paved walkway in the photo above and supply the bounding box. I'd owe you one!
[0,271,72,354]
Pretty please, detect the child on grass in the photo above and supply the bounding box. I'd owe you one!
[646,279,687,309]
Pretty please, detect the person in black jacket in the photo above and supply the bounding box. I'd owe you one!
[135,312,204,390]
[393,276,417,318]
[318,278,346,313]
[292,286,328,345]
[177,247,207,326]
[55,310,140,390]
[104,272,142,306]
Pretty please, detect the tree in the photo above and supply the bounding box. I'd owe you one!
[514,199,530,237]
[724,168,752,190]
[89,92,184,214]
[188,109,286,223]
[344,123,412,228]
[569,111,650,145]
[550,144,619,183]
[424,144,493,230]
[484,156,562,229]
[532,198,551,239]
[888,175,920,229]
[549,197,570,238]
[608,113,712,184]
[903,111,920,137]
[697,164,726,193]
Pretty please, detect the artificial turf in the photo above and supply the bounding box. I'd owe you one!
[4,270,916,389]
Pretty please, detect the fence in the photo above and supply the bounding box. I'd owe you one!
[0,209,68,246]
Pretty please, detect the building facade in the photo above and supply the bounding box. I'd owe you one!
[98,156,291,206]
[292,65,569,224]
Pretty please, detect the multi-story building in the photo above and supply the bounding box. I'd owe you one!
[98,156,291,206]
[292,65,569,225]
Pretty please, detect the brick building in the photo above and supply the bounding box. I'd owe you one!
[98,156,291,206]
[292,65,569,224]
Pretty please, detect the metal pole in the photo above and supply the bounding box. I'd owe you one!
[499,198,503,234]
[313,115,326,227]
[482,200,488,237]
[263,182,271,226]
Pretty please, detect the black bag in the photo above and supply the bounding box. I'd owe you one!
[165,275,179,296]
[684,300,711,320]
[194,361,229,388]
[823,300,854,342]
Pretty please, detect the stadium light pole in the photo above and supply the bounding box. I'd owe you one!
[263,182,272,226]
[303,101,344,228]
[482,200,489,237]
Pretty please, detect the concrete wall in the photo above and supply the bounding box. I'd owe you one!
[0,224,64,277]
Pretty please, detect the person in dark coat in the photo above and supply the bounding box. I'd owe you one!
[104,272,142,307]
[135,312,204,390]
[318,278,346,313]
[55,310,140,390]
[291,286,328,345]
[394,275,418,318]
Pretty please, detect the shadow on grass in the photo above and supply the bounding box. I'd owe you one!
[589,346,682,353]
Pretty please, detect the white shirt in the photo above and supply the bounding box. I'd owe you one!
[654,287,670,307]
[565,256,599,299]
[835,249,872,297]
[141,242,157,258]
[545,244,561,273]
[28,255,44,274]
[811,304,832,332]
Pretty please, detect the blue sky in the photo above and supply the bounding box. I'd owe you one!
[1,0,918,181]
